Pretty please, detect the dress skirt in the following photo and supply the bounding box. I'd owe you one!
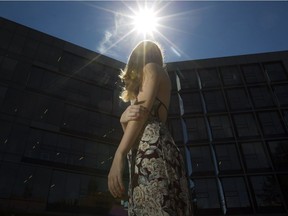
[127,119,192,216]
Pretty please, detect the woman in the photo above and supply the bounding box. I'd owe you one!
[108,40,192,215]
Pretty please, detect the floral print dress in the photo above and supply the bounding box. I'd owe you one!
[127,98,192,216]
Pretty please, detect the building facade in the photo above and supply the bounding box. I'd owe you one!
[0,17,287,215]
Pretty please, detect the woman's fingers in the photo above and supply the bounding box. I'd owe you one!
[108,175,125,198]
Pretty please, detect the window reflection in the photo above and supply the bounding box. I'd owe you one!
[185,117,208,142]
[194,178,221,213]
[209,115,233,139]
[190,145,214,175]
[177,69,198,90]
[214,144,242,173]
[181,92,202,113]
[241,64,265,83]
[233,114,259,138]
[267,140,288,171]
[249,87,275,108]
[220,65,243,86]
[226,88,251,111]
[258,112,286,136]
[241,142,271,170]
[221,177,251,212]
[273,84,288,106]
[198,68,220,88]
[263,62,287,82]
[250,175,284,212]
[204,91,226,112]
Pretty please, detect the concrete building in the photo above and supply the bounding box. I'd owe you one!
[0,17,287,215]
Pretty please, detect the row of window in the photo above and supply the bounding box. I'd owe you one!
[0,162,286,214]
[1,26,121,87]
[176,62,288,90]
[194,175,287,214]
[180,85,288,114]
[189,140,288,174]
[0,163,125,214]
[0,121,120,170]
[185,112,287,141]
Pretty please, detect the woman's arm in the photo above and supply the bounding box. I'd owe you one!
[108,63,161,198]
[120,104,147,132]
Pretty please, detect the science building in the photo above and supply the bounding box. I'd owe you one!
[0,17,287,216]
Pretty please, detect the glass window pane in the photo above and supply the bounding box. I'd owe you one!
[226,88,251,110]
[177,69,198,89]
[250,176,285,211]
[194,178,221,212]
[209,115,233,139]
[241,142,270,170]
[203,91,226,112]
[273,84,288,106]
[0,162,18,198]
[277,175,288,207]
[169,93,180,115]
[181,92,202,113]
[185,117,208,141]
[249,87,275,108]
[241,64,265,83]
[199,68,220,88]
[220,65,243,86]
[215,144,242,172]
[267,140,288,171]
[264,62,288,82]
[221,177,251,210]
[167,118,183,143]
[233,114,259,138]
[190,145,214,174]
[258,112,286,136]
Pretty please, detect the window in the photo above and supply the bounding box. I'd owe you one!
[185,117,208,141]
[194,178,221,212]
[203,91,226,112]
[0,162,18,198]
[273,84,288,106]
[258,112,286,136]
[0,57,18,80]
[277,175,288,208]
[169,93,180,115]
[177,69,198,90]
[241,64,265,84]
[241,142,270,170]
[267,140,288,171]
[221,177,251,210]
[0,85,7,110]
[250,176,285,211]
[0,28,13,49]
[264,62,287,82]
[233,114,259,138]
[167,118,183,143]
[181,92,202,113]
[35,42,62,67]
[209,115,233,139]
[249,87,275,108]
[199,68,220,88]
[190,145,214,175]
[220,65,243,86]
[215,144,242,172]
[226,88,251,110]
[9,34,26,54]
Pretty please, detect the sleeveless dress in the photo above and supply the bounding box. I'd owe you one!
[127,98,192,216]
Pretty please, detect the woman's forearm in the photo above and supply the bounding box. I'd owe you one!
[116,118,147,156]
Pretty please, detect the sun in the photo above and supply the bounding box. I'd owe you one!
[132,8,159,36]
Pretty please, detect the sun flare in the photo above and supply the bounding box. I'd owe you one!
[132,8,159,36]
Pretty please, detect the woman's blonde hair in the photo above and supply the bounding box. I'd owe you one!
[119,40,164,102]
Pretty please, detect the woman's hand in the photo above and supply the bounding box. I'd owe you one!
[108,151,125,198]
[120,104,147,124]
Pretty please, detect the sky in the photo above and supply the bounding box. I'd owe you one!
[1,1,288,63]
